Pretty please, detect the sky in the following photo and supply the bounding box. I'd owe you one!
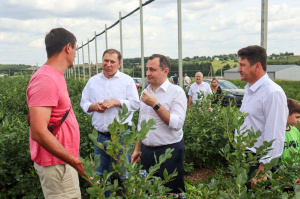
[0,0,300,66]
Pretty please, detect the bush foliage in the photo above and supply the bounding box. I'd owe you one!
[1,76,300,198]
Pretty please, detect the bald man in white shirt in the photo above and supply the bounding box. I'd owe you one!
[131,54,187,195]
[236,45,288,189]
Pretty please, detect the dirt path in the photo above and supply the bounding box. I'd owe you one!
[184,168,215,182]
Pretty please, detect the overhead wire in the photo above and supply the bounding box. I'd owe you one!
[77,0,155,50]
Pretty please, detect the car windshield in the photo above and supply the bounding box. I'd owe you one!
[218,81,239,89]
[133,78,142,83]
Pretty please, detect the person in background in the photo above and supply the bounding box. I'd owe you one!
[131,54,187,196]
[188,72,212,108]
[80,49,139,197]
[184,73,191,89]
[210,77,222,104]
[172,73,179,85]
[27,28,87,199]
[281,98,300,184]
[236,45,288,189]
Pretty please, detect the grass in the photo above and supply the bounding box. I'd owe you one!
[211,60,238,71]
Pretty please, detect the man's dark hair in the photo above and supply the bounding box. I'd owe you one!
[148,54,171,70]
[287,98,300,115]
[238,45,267,71]
[45,28,77,58]
[102,49,122,62]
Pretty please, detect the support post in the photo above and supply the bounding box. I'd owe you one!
[261,0,268,52]
[105,24,108,50]
[177,0,183,87]
[88,38,91,78]
[82,42,86,82]
[95,31,99,74]
[119,12,124,72]
[139,0,145,88]
[77,46,81,81]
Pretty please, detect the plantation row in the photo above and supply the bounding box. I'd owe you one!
[0,76,300,198]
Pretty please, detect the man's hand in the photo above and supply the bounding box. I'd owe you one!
[251,163,267,188]
[294,178,300,185]
[102,99,121,109]
[131,142,142,163]
[131,150,141,163]
[72,158,90,183]
[141,91,158,107]
[89,102,106,113]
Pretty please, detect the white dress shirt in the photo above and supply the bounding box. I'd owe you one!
[236,74,288,164]
[138,79,187,146]
[184,76,191,86]
[80,70,139,132]
[188,81,212,104]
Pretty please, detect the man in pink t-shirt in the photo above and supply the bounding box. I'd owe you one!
[27,28,87,198]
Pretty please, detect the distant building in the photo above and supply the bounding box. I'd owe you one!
[214,57,219,61]
[224,65,300,81]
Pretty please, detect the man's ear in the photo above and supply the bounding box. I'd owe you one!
[255,62,262,72]
[164,67,170,75]
[65,43,72,54]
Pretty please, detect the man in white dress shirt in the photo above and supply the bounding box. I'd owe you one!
[184,73,191,89]
[188,72,212,108]
[80,49,139,196]
[131,54,187,194]
[236,45,288,189]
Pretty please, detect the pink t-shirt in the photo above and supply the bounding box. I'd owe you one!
[27,65,80,166]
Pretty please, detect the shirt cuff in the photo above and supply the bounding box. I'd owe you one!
[119,100,129,110]
[83,102,93,115]
[169,113,179,130]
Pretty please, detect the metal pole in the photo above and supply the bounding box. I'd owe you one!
[95,31,99,74]
[88,38,91,78]
[77,46,81,81]
[82,42,86,82]
[140,0,145,88]
[261,0,268,52]
[74,59,76,80]
[105,24,108,50]
[119,12,124,72]
[221,64,223,77]
[177,0,183,88]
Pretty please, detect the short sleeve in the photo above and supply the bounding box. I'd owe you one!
[27,75,58,107]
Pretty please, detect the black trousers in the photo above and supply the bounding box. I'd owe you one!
[141,139,185,194]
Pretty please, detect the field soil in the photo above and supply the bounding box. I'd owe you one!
[184,168,215,182]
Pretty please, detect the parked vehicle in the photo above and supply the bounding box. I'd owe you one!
[132,77,150,89]
[203,79,244,107]
[132,77,142,89]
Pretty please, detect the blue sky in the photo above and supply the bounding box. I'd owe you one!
[0,0,299,66]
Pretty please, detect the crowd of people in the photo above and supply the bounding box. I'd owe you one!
[26,27,300,198]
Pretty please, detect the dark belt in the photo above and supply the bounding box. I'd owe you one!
[98,131,111,138]
[97,126,132,138]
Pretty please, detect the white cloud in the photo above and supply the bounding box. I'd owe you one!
[29,38,44,48]
[1,0,300,65]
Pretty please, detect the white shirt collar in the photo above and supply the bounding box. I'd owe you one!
[100,70,120,79]
[246,73,268,92]
[148,78,170,93]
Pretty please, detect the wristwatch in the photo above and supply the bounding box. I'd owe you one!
[153,103,161,111]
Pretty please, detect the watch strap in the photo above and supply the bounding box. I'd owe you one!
[153,103,161,111]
